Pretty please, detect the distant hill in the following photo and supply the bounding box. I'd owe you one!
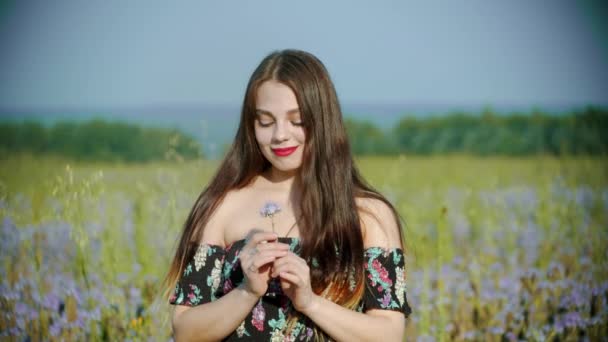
[0,103,588,158]
[0,104,239,159]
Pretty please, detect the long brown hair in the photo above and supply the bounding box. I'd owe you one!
[163,48,404,325]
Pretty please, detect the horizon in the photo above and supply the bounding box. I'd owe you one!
[2,102,602,159]
[0,100,600,116]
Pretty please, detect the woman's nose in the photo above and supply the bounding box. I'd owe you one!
[272,121,288,142]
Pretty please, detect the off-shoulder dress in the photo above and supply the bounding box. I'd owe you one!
[169,237,412,341]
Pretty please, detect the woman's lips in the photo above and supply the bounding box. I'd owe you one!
[271,146,298,157]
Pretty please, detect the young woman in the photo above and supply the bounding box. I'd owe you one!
[164,49,412,341]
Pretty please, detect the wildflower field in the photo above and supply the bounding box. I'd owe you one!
[1,154,607,341]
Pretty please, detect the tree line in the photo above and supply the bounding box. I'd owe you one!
[0,120,202,162]
[1,106,606,161]
[346,106,607,156]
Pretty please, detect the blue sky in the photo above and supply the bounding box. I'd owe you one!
[0,0,607,111]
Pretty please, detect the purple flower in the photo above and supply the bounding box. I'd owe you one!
[481,288,499,301]
[117,273,129,284]
[499,276,517,291]
[87,288,109,308]
[416,334,436,342]
[559,288,586,308]
[579,256,591,266]
[28,309,39,320]
[489,326,504,335]
[132,263,142,275]
[129,286,142,300]
[259,201,281,217]
[42,293,61,311]
[590,316,602,325]
[537,280,556,291]
[553,319,565,333]
[489,262,503,274]
[462,330,477,340]
[560,311,586,328]
[49,321,61,337]
[14,302,28,315]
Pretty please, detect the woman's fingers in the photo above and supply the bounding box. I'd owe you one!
[241,231,288,260]
[241,230,289,264]
[239,232,290,297]
[256,241,290,251]
[249,256,278,272]
[243,246,289,265]
[245,249,289,277]
[250,250,288,269]
[245,230,278,247]
[271,253,309,278]
[277,270,302,286]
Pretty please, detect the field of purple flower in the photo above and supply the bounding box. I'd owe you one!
[1,155,607,341]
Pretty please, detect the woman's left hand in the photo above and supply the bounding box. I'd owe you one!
[271,252,317,312]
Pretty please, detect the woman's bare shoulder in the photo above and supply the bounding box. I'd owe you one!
[199,184,261,246]
[198,187,249,246]
[355,196,402,249]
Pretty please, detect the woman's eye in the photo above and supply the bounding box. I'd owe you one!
[257,119,274,127]
[292,121,303,126]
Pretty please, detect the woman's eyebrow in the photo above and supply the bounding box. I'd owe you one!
[255,108,300,117]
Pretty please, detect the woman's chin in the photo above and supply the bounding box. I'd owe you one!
[269,164,301,175]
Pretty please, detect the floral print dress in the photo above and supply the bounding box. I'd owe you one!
[169,237,412,341]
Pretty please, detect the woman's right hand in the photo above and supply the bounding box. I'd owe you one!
[239,230,290,298]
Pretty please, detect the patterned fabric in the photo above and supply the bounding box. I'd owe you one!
[169,237,412,341]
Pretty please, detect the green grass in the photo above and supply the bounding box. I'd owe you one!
[1,154,606,340]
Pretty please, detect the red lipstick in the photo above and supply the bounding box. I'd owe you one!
[271,146,298,157]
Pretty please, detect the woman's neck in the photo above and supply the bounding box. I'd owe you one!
[258,168,303,209]
[257,168,303,228]
[263,167,298,191]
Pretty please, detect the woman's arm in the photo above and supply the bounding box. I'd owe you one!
[172,285,259,342]
[273,253,405,342]
[272,197,408,342]
[172,231,290,342]
[301,297,405,342]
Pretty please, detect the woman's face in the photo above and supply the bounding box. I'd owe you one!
[254,80,306,174]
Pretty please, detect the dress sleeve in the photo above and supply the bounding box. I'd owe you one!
[362,247,412,317]
[169,243,226,306]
